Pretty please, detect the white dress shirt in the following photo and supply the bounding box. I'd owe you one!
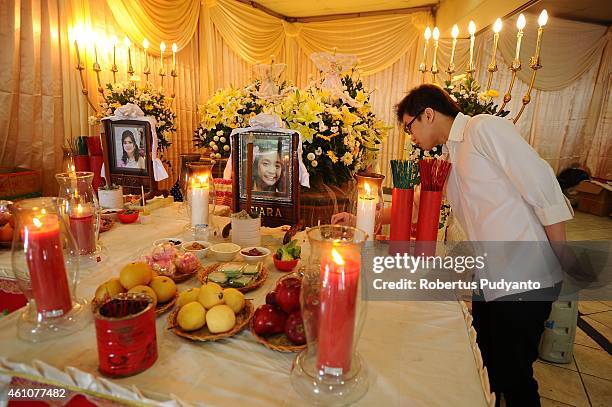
[444,113,574,300]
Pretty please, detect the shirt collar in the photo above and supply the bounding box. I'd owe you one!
[447,112,470,143]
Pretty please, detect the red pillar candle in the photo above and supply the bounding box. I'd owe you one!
[26,215,73,317]
[69,203,96,255]
[317,248,360,375]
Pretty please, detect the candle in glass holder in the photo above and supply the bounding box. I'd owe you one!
[190,175,210,227]
[26,214,72,317]
[69,203,96,255]
[317,247,360,375]
[356,182,376,241]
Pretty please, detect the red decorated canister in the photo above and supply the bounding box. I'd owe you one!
[94,293,157,377]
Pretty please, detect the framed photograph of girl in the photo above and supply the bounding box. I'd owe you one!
[232,130,300,227]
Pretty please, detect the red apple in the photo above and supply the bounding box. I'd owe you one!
[265,290,277,306]
[284,311,306,345]
[0,223,14,242]
[276,277,301,314]
[252,304,287,336]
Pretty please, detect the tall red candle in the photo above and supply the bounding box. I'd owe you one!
[25,214,73,317]
[317,248,360,375]
[69,203,96,255]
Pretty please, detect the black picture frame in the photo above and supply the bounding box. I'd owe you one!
[232,130,300,227]
[101,119,157,195]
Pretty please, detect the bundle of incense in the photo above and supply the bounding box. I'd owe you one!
[390,160,419,189]
[418,158,452,191]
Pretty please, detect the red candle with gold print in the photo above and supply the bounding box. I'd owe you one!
[69,203,96,254]
[317,247,360,375]
[26,214,73,317]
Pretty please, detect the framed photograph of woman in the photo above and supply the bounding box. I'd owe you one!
[109,123,149,175]
[102,119,158,195]
[232,130,300,227]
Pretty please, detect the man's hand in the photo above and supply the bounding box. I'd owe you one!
[331,212,356,226]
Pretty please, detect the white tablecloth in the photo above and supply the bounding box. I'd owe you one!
[0,204,492,406]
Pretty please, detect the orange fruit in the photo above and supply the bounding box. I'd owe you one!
[119,262,153,289]
[128,285,157,307]
[149,276,177,303]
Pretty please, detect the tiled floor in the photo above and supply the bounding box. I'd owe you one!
[536,211,611,407]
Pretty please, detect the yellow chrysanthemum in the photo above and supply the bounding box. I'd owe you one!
[327,151,338,163]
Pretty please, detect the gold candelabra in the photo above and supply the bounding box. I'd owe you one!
[419,10,549,124]
[72,31,180,114]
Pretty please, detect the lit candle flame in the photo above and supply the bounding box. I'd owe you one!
[432,27,440,41]
[172,43,177,53]
[143,38,149,49]
[160,41,166,52]
[77,203,83,215]
[517,14,526,30]
[33,217,42,228]
[124,36,130,48]
[111,35,118,46]
[468,21,476,35]
[451,24,459,39]
[424,27,431,40]
[197,175,208,185]
[538,10,548,27]
[493,18,503,33]
[364,181,372,197]
[331,248,345,266]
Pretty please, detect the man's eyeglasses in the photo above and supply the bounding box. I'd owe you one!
[404,109,425,135]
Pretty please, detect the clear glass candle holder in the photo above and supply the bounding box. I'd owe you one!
[11,197,89,342]
[291,225,369,406]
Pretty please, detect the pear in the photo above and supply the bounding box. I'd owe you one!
[206,304,236,333]
[177,302,206,331]
[222,288,245,314]
[198,283,224,309]
[177,287,200,308]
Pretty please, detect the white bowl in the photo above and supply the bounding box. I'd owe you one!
[181,240,211,260]
[210,243,241,262]
[239,246,271,264]
[153,237,184,247]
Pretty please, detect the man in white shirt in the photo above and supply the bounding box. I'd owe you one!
[395,84,573,406]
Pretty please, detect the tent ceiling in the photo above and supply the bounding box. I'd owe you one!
[252,0,436,18]
[536,0,612,25]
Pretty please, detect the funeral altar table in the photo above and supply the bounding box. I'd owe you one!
[0,204,493,406]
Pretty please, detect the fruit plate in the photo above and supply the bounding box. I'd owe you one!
[167,300,254,342]
[250,321,307,353]
[197,264,268,293]
[159,264,202,284]
[92,293,178,317]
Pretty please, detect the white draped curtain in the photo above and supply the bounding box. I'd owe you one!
[1,1,610,194]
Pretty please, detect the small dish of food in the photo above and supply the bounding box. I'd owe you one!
[239,246,271,264]
[209,242,241,262]
[153,237,184,247]
[181,241,211,260]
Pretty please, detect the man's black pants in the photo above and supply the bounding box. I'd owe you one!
[472,287,558,407]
